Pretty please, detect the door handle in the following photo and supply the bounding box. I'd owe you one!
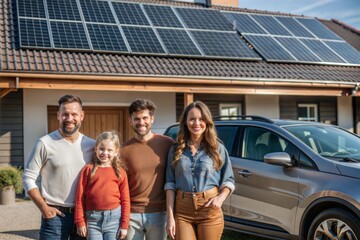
[238,169,251,177]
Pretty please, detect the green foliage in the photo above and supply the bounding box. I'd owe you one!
[0,166,23,193]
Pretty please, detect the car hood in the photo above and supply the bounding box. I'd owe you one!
[335,162,360,179]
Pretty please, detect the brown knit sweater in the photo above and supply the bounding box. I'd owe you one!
[121,134,174,213]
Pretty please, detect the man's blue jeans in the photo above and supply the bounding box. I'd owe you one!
[39,212,84,240]
[125,212,167,240]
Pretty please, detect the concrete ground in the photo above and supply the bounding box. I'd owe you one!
[0,198,41,240]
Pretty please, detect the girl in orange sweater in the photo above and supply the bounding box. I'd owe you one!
[75,131,130,239]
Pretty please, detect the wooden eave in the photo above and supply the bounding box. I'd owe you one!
[0,72,358,97]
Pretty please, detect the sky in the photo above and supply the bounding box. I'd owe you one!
[239,0,360,31]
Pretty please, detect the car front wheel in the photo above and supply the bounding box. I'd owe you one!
[307,208,360,240]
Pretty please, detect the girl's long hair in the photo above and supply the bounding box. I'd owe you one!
[172,101,222,170]
[91,131,127,179]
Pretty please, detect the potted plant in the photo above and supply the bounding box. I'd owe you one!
[0,166,23,205]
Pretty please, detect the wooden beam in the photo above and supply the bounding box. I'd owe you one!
[0,88,17,99]
[0,72,355,88]
[17,78,346,96]
[184,93,194,107]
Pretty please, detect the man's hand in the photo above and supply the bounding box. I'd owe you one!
[41,205,65,219]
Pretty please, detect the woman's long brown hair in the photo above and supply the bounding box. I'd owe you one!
[172,101,222,170]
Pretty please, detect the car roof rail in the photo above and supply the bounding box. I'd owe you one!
[213,115,274,123]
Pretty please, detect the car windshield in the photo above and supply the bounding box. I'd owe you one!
[284,124,360,160]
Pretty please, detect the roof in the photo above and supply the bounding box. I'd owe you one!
[0,0,359,95]
[319,19,360,51]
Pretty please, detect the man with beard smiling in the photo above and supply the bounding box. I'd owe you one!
[121,98,174,240]
[23,95,95,239]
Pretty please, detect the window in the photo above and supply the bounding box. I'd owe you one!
[241,127,289,162]
[220,103,241,118]
[298,103,318,122]
[215,125,239,156]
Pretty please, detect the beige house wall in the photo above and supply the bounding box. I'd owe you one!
[337,96,354,132]
[245,95,280,119]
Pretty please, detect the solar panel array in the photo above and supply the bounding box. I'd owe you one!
[223,12,360,65]
[16,0,360,65]
[17,0,260,60]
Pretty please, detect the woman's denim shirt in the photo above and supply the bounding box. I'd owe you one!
[165,142,235,193]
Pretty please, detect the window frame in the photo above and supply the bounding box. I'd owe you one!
[297,103,318,122]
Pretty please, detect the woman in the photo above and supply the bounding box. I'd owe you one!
[165,101,235,240]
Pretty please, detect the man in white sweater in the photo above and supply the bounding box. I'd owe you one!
[23,95,95,240]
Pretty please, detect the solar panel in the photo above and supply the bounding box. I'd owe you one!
[51,21,90,49]
[296,18,342,40]
[275,16,314,38]
[17,0,46,18]
[122,26,165,54]
[251,15,292,36]
[176,8,233,31]
[79,0,116,23]
[191,31,261,59]
[244,35,296,61]
[275,37,321,62]
[19,18,51,48]
[157,29,201,56]
[47,0,81,21]
[87,24,128,52]
[300,39,345,63]
[324,41,360,64]
[112,2,150,26]
[143,5,183,28]
[223,12,266,34]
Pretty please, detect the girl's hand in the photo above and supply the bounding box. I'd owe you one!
[117,228,127,239]
[77,226,87,237]
[166,216,176,240]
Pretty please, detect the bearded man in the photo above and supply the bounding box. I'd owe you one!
[121,98,174,240]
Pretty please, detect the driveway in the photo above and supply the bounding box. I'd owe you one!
[0,198,40,240]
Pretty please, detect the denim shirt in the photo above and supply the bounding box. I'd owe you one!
[165,142,235,193]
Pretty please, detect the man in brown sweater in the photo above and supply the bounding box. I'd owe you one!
[122,99,174,240]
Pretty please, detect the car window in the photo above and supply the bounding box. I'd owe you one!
[240,126,290,162]
[284,125,360,160]
[299,152,317,170]
[215,125,239,155]
[164,125,179,141]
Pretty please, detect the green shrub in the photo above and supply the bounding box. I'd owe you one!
[0,166,23,193]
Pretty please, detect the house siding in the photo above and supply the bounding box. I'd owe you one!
[0,90,23,167]
[280,96,337,124]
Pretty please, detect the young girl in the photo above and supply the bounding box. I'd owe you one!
[75,131,130,239]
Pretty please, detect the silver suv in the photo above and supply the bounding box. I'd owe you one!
[164,116,360,240]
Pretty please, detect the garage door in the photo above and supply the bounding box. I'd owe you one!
[47,106,133,143]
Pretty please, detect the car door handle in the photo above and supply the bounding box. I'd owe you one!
[238,169,252,177]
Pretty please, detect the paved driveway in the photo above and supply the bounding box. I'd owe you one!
[0,199,40,240]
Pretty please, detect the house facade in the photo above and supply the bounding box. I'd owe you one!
[0,0,359,167]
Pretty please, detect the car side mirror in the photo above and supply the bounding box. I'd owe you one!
[264,152,293,167]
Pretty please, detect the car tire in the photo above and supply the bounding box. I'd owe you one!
[307,208,360,240]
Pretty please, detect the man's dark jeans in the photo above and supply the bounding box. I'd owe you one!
[39,212,85,240]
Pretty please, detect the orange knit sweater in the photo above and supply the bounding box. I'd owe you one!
[74,164,130,229]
